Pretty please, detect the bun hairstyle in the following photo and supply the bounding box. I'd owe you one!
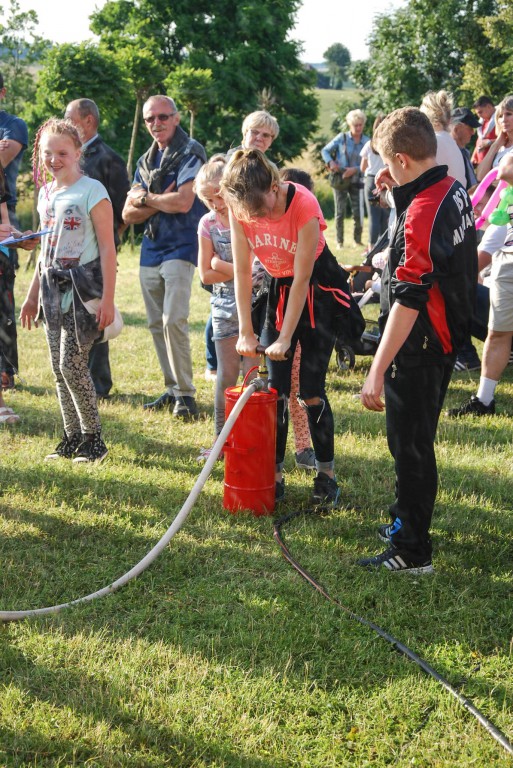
[193,154,227,203]
[220,148,281,222]
[420,90,454,130]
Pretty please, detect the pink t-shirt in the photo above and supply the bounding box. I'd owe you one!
[240,183,327,278]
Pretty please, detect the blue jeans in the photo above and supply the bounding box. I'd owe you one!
[333,184,364,244]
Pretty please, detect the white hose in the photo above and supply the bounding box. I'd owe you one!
[0,380,264,622]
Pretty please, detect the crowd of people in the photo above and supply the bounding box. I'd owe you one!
[1,71,512,572]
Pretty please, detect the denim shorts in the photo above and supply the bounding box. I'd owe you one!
[211,287,239,340]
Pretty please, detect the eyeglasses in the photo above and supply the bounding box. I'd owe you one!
[143,112,177,125]
[248,129,274,140]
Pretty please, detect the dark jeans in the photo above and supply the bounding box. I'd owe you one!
[385,360,453,560]
[333,184,364,244]
[364,175,390,247]
[0,248,18,375]
[472,282,489,341]
[205,312,217,371]
[261,272,336,469]
[455,282,490,360]
[88,341,113,396]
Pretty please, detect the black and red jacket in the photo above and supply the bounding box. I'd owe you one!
[380,165,478,366]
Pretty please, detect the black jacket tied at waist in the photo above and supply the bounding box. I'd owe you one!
[39,257,104,347]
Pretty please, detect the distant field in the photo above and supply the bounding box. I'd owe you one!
[314,87,361,138]
[294,87,364,217]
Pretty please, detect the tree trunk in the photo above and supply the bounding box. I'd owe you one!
[127,94,142,181]
[127,95,143,253]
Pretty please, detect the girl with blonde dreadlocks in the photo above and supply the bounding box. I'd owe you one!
[20,118,117,462]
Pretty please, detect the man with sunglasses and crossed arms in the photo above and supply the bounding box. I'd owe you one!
[123,95,207,418]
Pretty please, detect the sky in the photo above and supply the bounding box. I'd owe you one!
[14,0,406,63]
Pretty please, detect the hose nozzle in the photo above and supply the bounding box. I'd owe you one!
[255,345,269,391]
[254,344,292,392]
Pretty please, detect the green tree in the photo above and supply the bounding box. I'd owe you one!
[29,42,132,156]
[468,1,513,100]
[323,43,351,90]
[349,60,371,92]
[164,65,213,139]
[113,47,166,177]
[90,0,318,161]
[352,0,501,112]
[31,42,126,117]
[0,0,49,115]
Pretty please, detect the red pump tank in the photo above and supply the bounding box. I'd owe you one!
[223,384,277,516]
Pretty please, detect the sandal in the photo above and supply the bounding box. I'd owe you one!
[0,406,20,425]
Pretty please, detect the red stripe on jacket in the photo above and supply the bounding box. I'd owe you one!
[397,176,454,354]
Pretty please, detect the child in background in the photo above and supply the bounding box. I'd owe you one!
[195,155,254,461]
[359,107,477,572]
[20,118,117,462]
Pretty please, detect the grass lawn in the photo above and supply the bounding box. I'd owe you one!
[314,89,361,138]
[1,229,513,767]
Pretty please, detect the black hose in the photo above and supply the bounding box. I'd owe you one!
[273,509,513,757]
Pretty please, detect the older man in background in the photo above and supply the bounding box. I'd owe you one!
[123,95,206,418]
[450,107,480,190]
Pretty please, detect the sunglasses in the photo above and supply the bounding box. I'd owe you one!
[143,112,177,125]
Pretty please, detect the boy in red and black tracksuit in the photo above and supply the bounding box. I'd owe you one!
[359,107,477,573]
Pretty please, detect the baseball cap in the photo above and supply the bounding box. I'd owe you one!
[451,107,480,128]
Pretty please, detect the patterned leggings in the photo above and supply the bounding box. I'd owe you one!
[289,343,311,453]
[45,309,101,436]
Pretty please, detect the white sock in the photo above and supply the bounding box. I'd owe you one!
[476,376,498,406]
